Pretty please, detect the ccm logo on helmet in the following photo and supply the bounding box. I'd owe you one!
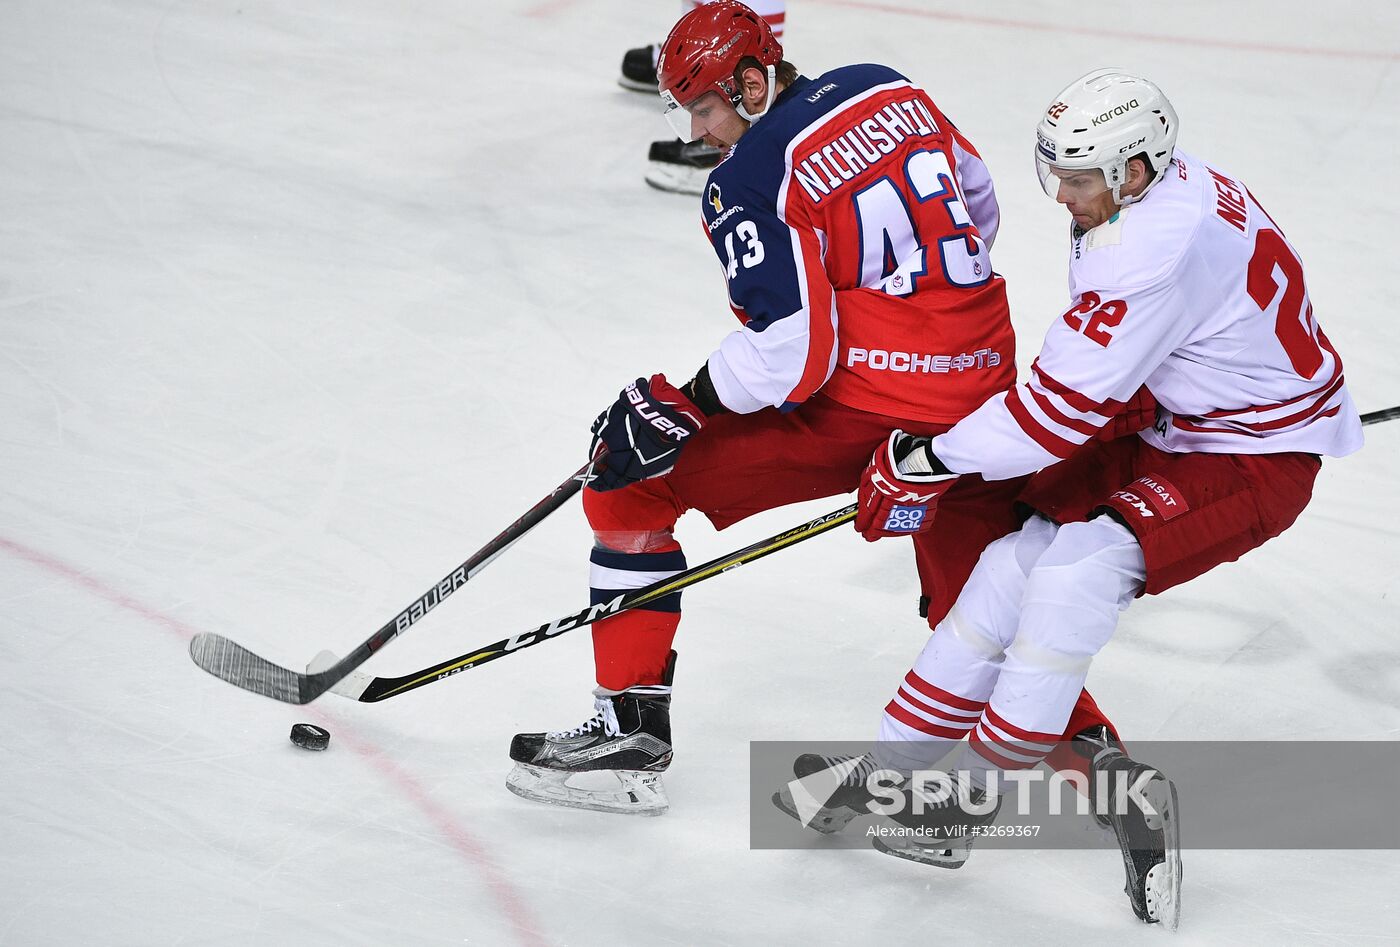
[1117,135,1148,155]
[1092,98,1140,127]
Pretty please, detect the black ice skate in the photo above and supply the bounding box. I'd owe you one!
[644,138,724,196]
[619,44,659,93]
[871,770,1003,870]
[506,653,675,816]
[1074,727,1183,929]
[772,754,880,834]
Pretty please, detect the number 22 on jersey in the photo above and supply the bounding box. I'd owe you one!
[1247,227,1323,379]
[1059,223,1324,381]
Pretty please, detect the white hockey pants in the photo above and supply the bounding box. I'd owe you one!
[876,514,1146,775]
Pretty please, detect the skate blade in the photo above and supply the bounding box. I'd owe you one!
[1128,774,1182,928]
[770,788,859,835]
[643,163,709,196]
[505,763,668,816]
[618,77,658,93]
[872,833,973,870]
[1145,778,1183,930]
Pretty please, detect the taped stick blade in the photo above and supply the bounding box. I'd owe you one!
[190,633,310,704]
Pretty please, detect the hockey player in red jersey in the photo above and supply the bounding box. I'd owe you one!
[839,67,1363,927]
[506,2,1125,817]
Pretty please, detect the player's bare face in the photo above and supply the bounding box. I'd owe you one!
[1050,168,1118,230]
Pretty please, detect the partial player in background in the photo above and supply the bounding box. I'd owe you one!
[807,68,1363,927]
[619,0,787,195]
[507,2,1126,818]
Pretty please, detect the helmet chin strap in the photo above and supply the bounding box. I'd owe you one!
[1110,161,1159,209]
[738,65,778,124]
[1105,159,1128,206]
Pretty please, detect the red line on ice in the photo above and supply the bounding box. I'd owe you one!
[0,536,206,642]
[0,535,551,947]
[522,0,585,18]
[806,0,1400,62]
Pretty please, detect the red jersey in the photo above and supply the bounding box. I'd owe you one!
[700,64,1015,422]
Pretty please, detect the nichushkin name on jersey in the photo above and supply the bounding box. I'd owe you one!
[794,95,942,204]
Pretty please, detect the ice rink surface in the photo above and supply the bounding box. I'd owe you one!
[3,1,1398,943]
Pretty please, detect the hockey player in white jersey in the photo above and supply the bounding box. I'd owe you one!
[800,68,1363,928]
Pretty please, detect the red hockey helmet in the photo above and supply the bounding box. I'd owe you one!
[657,1,783,140]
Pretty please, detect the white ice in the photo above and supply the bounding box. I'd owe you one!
[3,1,1398,944]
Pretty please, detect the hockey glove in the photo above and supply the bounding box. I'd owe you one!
[588,374,707,492]
[1093,385,1158,442]
[855,430,958,541]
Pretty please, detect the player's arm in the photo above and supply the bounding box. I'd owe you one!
[947,129,999,249]
[701,185,838,414]
[922,92,1000,250]
[932,277,1194,481]
[587,183,832,490]
[855,278,1190,534]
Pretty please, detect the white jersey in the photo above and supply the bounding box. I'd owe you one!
[934,149,1363,481]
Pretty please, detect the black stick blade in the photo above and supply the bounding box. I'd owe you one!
[189,633,311,704]
[1361,405,1400,426]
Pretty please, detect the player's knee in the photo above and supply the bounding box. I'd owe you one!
[592,529,678,554]
[939,602,1013,658]
[582,471,681,528]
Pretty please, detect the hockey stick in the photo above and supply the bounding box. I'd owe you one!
[188,462,593,704]
[195,404,1398,705]
[1362,405,1400,426]
[325,402,1400,704]
[330,403,1400,706]
[328,503,859,702]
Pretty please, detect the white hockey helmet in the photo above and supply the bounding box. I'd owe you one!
[1035,68,1179,205]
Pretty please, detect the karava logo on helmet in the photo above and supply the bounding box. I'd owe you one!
[1092,98,1140,127]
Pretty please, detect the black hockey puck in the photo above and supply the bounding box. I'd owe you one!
[289,723,330,751]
